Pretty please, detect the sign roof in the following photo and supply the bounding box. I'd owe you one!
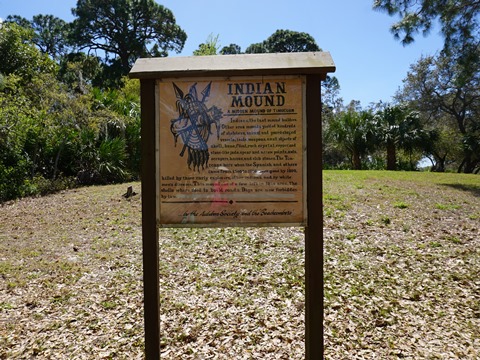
[129,51,335,79]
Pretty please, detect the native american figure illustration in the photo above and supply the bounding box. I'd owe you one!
[170,82,223,171]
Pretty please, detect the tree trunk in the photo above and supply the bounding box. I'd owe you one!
[436,159,446,172]
[386,140,396,170]
[432,153,446,172]
[53,141,65,180]
[120,49,131,76]
[352,150,361,170]
[458,154,475,174]
[30,142,39,178]
[464,160,475,174]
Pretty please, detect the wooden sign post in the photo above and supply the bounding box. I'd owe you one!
[130,52,335,359]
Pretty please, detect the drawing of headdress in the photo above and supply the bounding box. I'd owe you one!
[170,82,222,171]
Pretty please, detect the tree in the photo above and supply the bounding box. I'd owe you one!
[30,15,71,59]
[326,104,375,170]
[421,118,462,172]
[372,0,479,51]
[245,29,320,53]
[373,0,479,84]
[0,22,55,83]
[220,43,242,55]
[243,30,334,94]
[263,29,321,53]
[0,75,35,200]
[244,42,267,54]
[322,75,343,114]
[70,0,187,76]
[321,76,344,165]
[57,52,103,93]
[0,18,143,201]
[243,29,339,108]
[373,103,428,170]
[4,15,31,30]
[398,53,480,173]
[7,14,71,59]
[244,29,342,170]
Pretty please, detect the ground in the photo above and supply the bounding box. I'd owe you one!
[0,171,479,359]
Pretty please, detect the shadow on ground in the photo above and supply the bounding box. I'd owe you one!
[441,183,480,197]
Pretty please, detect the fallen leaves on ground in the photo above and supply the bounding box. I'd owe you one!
[0,171,479,359]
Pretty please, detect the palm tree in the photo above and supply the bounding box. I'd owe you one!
[374,104,427,170]
[327,108,375,170]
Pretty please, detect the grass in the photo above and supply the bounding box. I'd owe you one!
[393,201,409,209]
[435,203,462,210]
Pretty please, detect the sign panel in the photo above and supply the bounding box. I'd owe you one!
[157,76,305,226]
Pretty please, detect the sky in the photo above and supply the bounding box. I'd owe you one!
[0,0,444,107]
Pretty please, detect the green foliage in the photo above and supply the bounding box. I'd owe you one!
[326,106,376,170]
[0,22,142,202]
[30,15,71,59]
[98,137,129,183]
[373,0,479,55]
[244,42,267,54]
[263,29,321,53]
[219,43,242,55]
[381,215,391,225]
[193,34,220,56]
[373,103,428,170]
[57,52,102,91]
[74,84,141,185]
[7,14,71,59]
[0,73,5,90]
[245,29,320,54]
[3,3,474,203]
[435,203,461,211]
[398,52,480,173]
[0,75,34,200]
[393,201,409,209]
[0,159,30,201]
[76,130,129,185]
[0,22,55,82]
[374,0,479,173]
[322,101,444,171]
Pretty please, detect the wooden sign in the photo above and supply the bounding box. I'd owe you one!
[130,52,335,360]
[157,76,305,226]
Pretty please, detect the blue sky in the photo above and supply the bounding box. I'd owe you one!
[0,0,444,106]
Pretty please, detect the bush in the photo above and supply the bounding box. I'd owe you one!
[24,175,77,197]
[76,134,130,185]
[0,161,29,202]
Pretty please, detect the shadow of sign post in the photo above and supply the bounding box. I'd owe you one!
[129,52,335,359]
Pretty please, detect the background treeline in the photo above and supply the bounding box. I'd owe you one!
[0,0,185,202]
[0,21,142,201]
[321,50,480,173]
[1,0,478,202]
